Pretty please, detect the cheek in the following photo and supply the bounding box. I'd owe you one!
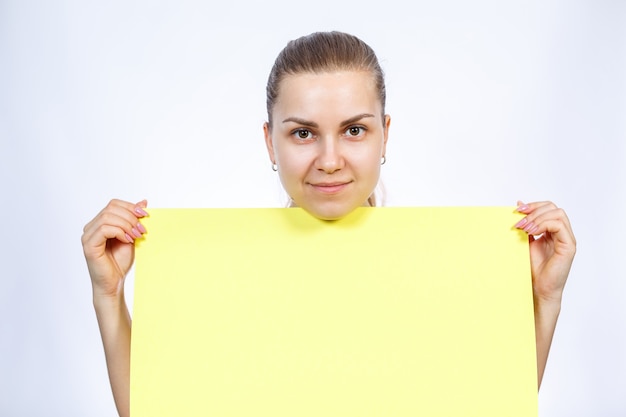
[276,150,310,185]
[352,145,383,175]
[276,143,315,168]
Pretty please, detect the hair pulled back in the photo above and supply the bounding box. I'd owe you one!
[266,31,386,128]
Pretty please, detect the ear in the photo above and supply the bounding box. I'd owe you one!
[382,114,391,156]
[263,122,276,164]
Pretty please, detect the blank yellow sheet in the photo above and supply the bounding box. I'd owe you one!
[131,207,537,416]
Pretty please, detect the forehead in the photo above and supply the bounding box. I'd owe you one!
[273,71,382,120]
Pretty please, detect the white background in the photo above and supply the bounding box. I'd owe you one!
[1,0,624,415]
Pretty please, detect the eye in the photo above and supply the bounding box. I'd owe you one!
[345,126,366,137]
[293,129,313,140]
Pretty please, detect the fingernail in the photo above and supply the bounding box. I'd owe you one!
[137,222,146,234]
[517,204,530,212]
[523,221,535,232]
[135,207,149,217]
[131,228,142,238]
[529,225,540,235]
[515,218,528,228]
[125,233,134,243]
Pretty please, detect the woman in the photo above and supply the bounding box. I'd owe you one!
[81,31,576,417]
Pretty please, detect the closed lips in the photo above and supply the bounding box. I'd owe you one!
[311,182,351,187]
[309,181,352,193]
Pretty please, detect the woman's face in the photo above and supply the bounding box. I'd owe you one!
[264,71,390,221]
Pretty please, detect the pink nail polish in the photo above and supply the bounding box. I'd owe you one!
[131,228,142,238]
[515,218,528,228]
[137,223,146,234]
[125,233,134,243]
[523,222,535,232]
[135,207,149,217]
[517,204,530,212]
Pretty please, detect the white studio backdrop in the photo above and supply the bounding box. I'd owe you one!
[1,0,624,415]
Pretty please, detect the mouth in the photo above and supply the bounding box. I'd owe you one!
[309,181,352,194]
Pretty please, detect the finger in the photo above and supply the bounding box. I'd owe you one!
[516,203,573,235]
[526,218,576,251]
[83,199,148,235]
[83,208,139,239]
[134,199,149,216]
[515,201,566,231]
[526,208,575,240]
[518,215,576,255]
[516,200,556,215]
[82,203,146,246]
[82,210,138,243]
[107,198,149,218]
[82,223,135,260]
[522,204,558,225]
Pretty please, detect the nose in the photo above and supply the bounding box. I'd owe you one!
[315,136,344,174]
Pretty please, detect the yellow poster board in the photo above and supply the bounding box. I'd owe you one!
[131,207,537,416]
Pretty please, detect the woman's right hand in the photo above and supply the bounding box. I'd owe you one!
[81,199,148,299]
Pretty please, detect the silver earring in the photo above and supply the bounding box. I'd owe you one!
[271,163,278,172]
[381,155,386,165]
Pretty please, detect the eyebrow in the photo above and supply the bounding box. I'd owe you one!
[282,113,375,128]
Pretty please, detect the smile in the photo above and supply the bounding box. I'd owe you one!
[309,181,352,194]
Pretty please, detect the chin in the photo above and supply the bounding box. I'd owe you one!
[301,202,360,221]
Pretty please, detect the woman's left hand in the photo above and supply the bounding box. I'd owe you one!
[515,201,577,303]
